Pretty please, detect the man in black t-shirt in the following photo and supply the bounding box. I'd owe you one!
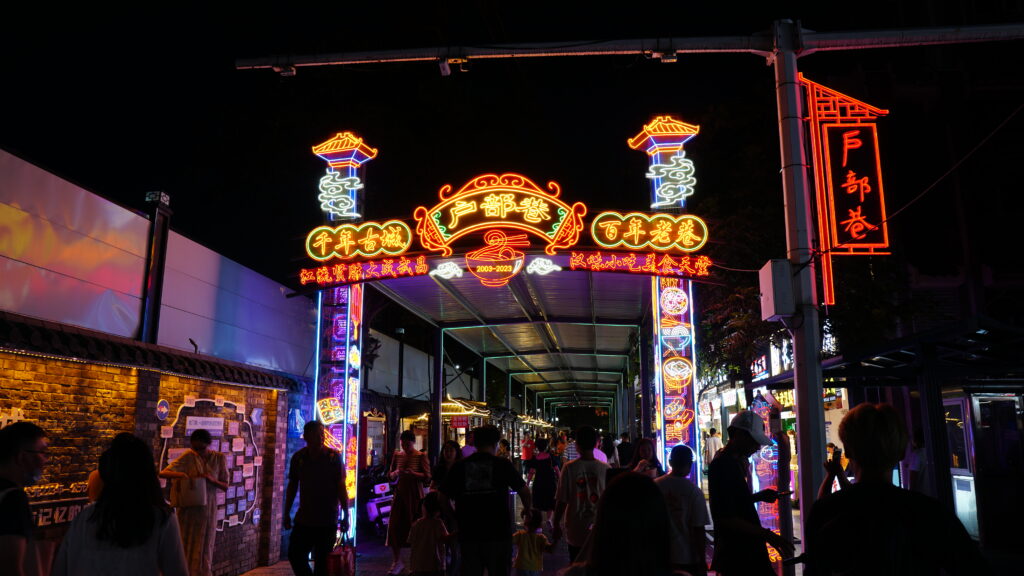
[0,421,49,576]
[616,432,634,468]
[440,425,532,576]
[708,411,793,576]
[284,421,349,576]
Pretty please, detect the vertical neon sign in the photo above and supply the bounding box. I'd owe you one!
[630,117,701,473]
[749,394,782,569]
[312,132,374,542]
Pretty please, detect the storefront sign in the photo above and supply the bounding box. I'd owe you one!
[450,415,469,428]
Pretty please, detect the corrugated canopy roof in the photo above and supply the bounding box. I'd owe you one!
[372,252,650,407]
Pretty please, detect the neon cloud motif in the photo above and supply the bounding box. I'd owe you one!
[527,257,562,275]
[318,171,363,219]
[430,261,464,280]
[647,152,697,208]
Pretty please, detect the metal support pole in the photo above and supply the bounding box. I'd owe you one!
[639,322,653,439]
[773,19,826,540]
[396,327,405,398]
[139,191,172,344]
[430,328,444,461]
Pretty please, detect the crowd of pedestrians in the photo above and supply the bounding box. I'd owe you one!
[0,402,990,576]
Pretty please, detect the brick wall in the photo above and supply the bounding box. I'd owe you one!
[0,349,291,576]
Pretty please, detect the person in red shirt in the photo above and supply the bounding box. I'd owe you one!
[521,434,535,462]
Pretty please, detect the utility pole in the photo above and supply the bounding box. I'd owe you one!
[772,20,826,530]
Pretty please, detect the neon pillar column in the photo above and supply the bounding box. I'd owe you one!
[629,117,701,474]
[311,132,376,543]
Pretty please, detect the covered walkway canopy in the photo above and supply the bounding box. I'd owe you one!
[372,253,649,423]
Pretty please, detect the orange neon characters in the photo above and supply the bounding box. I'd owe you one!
[413,173,587,258]
[464,230,528,287]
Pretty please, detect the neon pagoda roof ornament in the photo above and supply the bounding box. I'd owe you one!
[312,132,378,221]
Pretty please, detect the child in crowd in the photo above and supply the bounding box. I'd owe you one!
[407,492,453,576]
[512,509,553,576]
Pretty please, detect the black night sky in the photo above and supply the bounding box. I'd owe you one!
[2,4,1022,291]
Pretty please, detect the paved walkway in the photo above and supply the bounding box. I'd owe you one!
[243,529,573,576]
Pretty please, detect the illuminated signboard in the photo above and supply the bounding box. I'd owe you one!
[568,251,712,278]
[316,283,363,541]
[312,132,378,221]
[628,116,700,210]
[414,173,587,257]
[591,211,708,252]
[305,220,413,261]
[414,173,586,286]
[300,255,431,287]
[652,277,698,468]
[801,75,890,305]
[823,124,889,249]
[749,395,783,567]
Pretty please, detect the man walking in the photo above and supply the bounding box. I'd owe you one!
[702,428,723,471]
[616,432,634,468]
[0,421,49,576]
[284,421,349,576]
[551,425,609,563]
[656,445,710,575]
[708,411,793,576]
[440,425,532,576]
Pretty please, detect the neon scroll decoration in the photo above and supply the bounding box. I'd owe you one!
[414,173,587,258]
[300,255,431,287]
[305,220,413,261]
[568,251,712,278]
[591,212,709,252]
[801,75,890,305]
[628,116,700,210]
[312,132,378,221]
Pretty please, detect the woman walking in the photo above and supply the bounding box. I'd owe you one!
[524,437,561,531]
[387,430,431,575]
[159,429,229,576]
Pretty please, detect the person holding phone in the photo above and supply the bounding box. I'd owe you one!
[818,443,852,499]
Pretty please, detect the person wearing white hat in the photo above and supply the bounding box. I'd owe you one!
[707,410,794,576]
